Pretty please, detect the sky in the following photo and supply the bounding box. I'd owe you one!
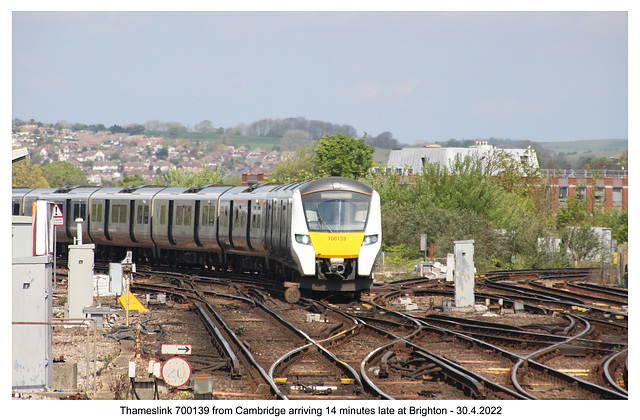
[11,6,630,144]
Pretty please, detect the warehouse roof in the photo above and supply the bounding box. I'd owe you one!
[387,142,539,175]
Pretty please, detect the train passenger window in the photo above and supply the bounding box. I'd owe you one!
[176,206,183,225]
[160,205,166,225]
[202,206,209,226]
[222,208,228,227]
[184,206,192,225]
[13,203,20,216]
[209,206,216,226]
[91,203,103,222]
[119,205,127,223]
[74,203,87,220]
[112,204,127,223]
[135,205,150,224]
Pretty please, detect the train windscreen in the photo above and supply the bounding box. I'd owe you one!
[302,191,370,232]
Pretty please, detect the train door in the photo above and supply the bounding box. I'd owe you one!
[284,199,291,252]
[246,201,253,250]
[168,200,176,245]
[71,200,88,242]
[104,200,112,241]
[65,199,72,240]
[194,200,202,247]
[129,200,137,243]
[279,199,286,253]
[265,200,273,251]
[228,201,235,248]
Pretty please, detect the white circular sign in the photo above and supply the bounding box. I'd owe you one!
[161,356,192,388]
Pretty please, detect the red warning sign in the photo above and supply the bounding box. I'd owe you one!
[52,204,64,226]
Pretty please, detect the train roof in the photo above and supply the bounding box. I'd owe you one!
[299,177,373,195]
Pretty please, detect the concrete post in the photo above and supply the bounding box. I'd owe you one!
[454,240,475,307]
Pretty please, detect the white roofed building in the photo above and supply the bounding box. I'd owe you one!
[387,142,539,176]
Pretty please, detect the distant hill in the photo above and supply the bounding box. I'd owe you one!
[540,139,627,167]
[540,138,627,154]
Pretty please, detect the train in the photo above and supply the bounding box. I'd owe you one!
[12,177,382,301]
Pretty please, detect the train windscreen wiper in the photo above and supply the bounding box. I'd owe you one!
[315,206,333,233]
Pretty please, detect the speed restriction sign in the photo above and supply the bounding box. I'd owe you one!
[161,356,192,388]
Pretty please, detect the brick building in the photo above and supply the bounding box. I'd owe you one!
[542,170,628,211]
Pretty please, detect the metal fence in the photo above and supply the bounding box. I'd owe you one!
[540,169,628,178]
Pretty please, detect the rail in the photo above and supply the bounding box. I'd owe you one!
[602,348,628,396]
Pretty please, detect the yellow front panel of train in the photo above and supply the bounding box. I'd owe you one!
[309,232,365,258]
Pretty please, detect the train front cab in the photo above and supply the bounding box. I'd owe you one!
[293,177,381,293]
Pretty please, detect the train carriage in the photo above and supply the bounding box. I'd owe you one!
[12,188,33,217]
[291,177,381,292]
[150,187,193,251]
[191,185,234,254]
[84,187,124,245]
[20,187,97,244]
[12,176,382,299]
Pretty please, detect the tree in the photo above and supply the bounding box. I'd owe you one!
[159,165,224,187]
[125,124,145,135]
[315,133,375,178]
[168,126,181,139]
[119,174,147,187]
[108,124,126,134]
[155,147,169,160]
[269,142,321,182]
[593,209,628,244]
[12,158,49,188]
[556,196,589,229]
[281,129,311,151]
[561,226,603,263]
[363,154,539,272]
[41,161,87,187]
[367,131,401,149]
[195,120,215,134]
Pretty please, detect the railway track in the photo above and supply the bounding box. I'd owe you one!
[52,264,628,401]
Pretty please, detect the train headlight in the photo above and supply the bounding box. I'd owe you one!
[295,234,312,245]
[362,234,378,245]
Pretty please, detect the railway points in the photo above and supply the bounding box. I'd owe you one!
[13,265,628,401]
